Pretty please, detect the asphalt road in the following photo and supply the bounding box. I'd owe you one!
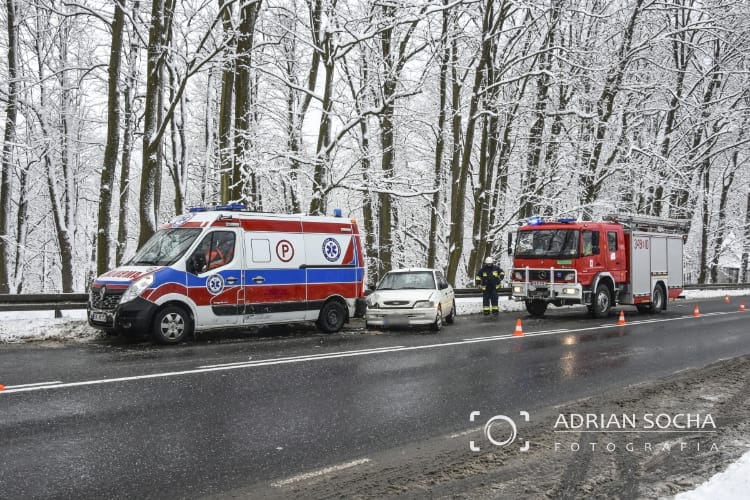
[1,296,749,499]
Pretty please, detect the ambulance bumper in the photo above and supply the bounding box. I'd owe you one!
[88,297,157,334]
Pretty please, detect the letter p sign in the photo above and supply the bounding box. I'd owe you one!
[276,240,295,262]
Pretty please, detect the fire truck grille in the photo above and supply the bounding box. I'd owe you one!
[90,289,124,311]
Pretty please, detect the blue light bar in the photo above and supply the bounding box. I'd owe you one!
[558,217,576,223]
[528,216,544,225]
[333,208,342,217]
[215,203,246,211]
[189,206,208,212]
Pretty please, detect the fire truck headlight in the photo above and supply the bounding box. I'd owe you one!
[512,285,523,294]
[562,287,577,295]
[413,300,435,309]
[121,275,154,304]
[513,271,524,280]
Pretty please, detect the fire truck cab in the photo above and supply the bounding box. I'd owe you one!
[509,214,688,318]
[88,205,367,344]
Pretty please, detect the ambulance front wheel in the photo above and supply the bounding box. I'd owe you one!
[317,300,346,333]
[152,305,193,344]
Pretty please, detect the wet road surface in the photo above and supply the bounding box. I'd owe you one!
[1,296,749,498]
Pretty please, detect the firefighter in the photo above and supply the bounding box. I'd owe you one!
[475,256,505,315]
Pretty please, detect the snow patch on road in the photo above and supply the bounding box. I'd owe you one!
[675,449,750,499]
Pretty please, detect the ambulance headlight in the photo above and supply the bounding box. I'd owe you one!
[413,300,435,309]
[121,275,154,304]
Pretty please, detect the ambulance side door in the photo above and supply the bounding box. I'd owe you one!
[185,229,244,328]
[243,229,307,324]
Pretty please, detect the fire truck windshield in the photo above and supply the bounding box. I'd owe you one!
[515,229,580,258]
[129,228,203,266]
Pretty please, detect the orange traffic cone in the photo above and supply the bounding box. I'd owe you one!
[0,384,5,391]
[513,318,524,337]
[724,295,730,303]
[692,304,701,317]
[740,302,746,312]
[617,310,626,326]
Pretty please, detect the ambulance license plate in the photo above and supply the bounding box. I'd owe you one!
[92,312,107,323]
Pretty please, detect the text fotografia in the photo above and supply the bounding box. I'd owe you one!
[554,413,716,432]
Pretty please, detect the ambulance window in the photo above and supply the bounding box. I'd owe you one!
[187,231,235,274]
[608,232,617,252]
[251,239,271,263]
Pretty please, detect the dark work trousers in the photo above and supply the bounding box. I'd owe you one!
[482,287,499,315]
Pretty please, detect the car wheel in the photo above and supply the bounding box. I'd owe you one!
[430,307,443,332]
[317,300,346,333]
[152,305,192,345]
[591,284,612,319]
[445,300,456,324]
[525,299,548,318]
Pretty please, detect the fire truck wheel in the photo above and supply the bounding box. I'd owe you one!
[525,300,548,318]
[317,300,346,333]
[152,305,192,344]
[644,285,665,314]
[430,306,443,332]
[591,284,612,318]
[445,300,456,324]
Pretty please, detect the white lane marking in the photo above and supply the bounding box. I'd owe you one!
[2,381,63,389]
[2,310,745,396]
[198,346,406,369]
[271,458,371,487]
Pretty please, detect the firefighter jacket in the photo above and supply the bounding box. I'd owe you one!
[475,264,505,291]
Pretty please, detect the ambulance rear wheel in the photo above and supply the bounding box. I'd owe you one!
[152,305,192,344]
[317,301,346,333]
[525,300,547,318]
[591,285,612,319]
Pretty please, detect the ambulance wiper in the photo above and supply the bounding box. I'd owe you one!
[132,259,159,266]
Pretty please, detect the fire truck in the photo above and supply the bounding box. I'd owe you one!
[509,214,688,318]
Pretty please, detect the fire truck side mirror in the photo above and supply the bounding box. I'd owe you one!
[593,246,600,255]
[507,232,513,256]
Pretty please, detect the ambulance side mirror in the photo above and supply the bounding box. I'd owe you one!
[187,253,206,275]
[507,233,513,256]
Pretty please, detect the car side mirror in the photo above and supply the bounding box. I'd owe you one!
[592,246,600,255]
[187,254,205,275]
[507,232,513,256]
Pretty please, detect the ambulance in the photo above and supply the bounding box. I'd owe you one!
[88,205,367,344]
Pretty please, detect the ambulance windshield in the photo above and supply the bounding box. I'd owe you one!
[129,228,203,266]
[515,229,580,258]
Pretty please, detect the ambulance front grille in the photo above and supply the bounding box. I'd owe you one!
[90,289,124,311]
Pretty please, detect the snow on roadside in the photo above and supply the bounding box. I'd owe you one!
[0,289,747,343]
[674,449,750,499]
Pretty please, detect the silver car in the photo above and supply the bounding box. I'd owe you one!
[365,268,456,331]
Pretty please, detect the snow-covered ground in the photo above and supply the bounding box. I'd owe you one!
[675,449,750,499]
[0,289,747,343]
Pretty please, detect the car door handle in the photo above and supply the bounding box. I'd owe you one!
[226,277,238,285]
[252,276,265,284]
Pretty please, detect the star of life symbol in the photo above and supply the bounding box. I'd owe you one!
[206,274,224,295]
[322,237,341,262]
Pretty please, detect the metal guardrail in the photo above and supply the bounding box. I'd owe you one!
[0,283,748,315]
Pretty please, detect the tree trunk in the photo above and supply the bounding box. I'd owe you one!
[116,1,141,266]
[97,0,125,275]
[0,0,19,293]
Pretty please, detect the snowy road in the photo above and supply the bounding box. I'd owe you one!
[1,295,749,498]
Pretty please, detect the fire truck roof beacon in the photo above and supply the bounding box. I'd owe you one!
[333,208,342,217]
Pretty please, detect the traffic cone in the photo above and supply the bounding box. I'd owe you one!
[0,384,5,391]
[724,295,730,303]
[692,304,701,317]
[513,318,524,337]
[740,302,746,312]
[617,310,626,326]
